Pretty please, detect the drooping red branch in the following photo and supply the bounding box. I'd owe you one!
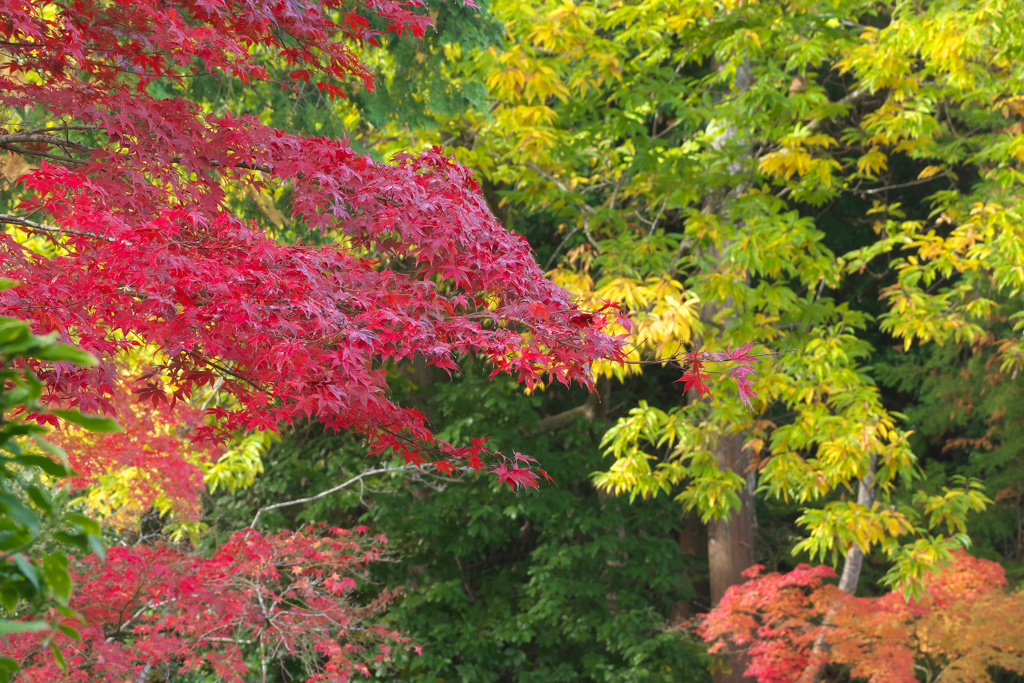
[0,0,628,476]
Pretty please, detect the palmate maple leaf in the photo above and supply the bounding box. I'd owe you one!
[491,461,540,491]
[433,459,457,478]
[677,348,710,398]
[728,364,760,410]
[677,368,710,398]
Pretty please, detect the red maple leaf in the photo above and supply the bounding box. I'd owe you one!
[433,459,457,478]
[491,462,540,491]
[466,453,486,474]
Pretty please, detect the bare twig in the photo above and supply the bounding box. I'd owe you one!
[858,174,948,195]
[544,225,581,270]
[250,466,403,528]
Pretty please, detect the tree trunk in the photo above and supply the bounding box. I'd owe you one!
[708,433,758,683]
[837,453,877,595]
[708,432,758,606]
[797,453,878,683]
[700,56,758,683]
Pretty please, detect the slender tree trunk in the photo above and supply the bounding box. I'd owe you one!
[708,434,758,683]
[837,453,877,595]
[797,453,878,683]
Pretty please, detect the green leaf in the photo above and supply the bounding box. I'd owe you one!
[51,409,122,433]
[34,344,98,366]
[15,454,71,477]
[56,623,80,640]
[0,493,40,534]
[13,553,40,591]
[48,640,67,671]
[0,657,16,683]
[25,486,53,515]
[30,436,68,463]
[64,513,101,536]
[0,620,48,634]
[87,531,106,561]
[0,279,19,292]
[42,552,71,605]
[55,605,84,623]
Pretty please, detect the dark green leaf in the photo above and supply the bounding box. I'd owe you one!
[51,410,122,433]
[15,454,70,477]
[48,641,67,671]
[34,344,98,366]
[13,553,39,591]
[42,552,71,605]
[0,620,48,634]
[56,623,80,640]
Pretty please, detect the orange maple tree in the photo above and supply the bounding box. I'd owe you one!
[697,551,1024,683]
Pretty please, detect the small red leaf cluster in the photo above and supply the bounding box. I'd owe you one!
[490,451,552,491]
[678,344,761,408]
[5,526,411,683]
[696,551,1024,683]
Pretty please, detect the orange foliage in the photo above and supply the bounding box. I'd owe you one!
[699,552,1024,683]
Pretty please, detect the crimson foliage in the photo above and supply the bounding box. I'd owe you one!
[0,0,624,478]
[5,525,409,683]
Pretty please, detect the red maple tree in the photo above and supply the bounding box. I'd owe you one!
[0,0,627,676]
[4,525,410,683]
[0,0,627,479]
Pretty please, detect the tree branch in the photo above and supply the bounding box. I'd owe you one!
[249,465,405,528]
[0,212,110,240]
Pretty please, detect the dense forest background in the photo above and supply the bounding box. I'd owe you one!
[171,0,1024,680]
[3,0,1023,681]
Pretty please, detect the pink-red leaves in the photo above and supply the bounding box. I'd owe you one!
[489,451,545,491]
[491,461,540,491]
[675,345,763,408]
[677,368,710,398]
[4,525,415,683]
[677,348,710,398]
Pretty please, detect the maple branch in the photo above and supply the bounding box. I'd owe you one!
[0,212,109,240]
[185,350,267,393]
[250,465,403,528]
[535,374,611,432]
[0,144,87,166]
[0,132,94,152]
